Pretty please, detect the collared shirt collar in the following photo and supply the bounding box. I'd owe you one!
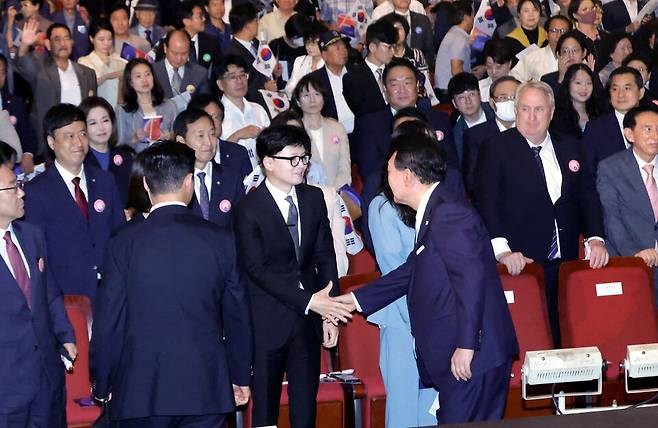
[463,109,486,128]
[222,95,251,114]
[524,131,552,150]
[326,65,347,79]
[414,181,440,239]
[54,160,85,184]
[150,201,188,212]
[234,36,256,56]
[194,160,213,178]
[615,110,630,148]
[632,147,657,171]
[265,177,298,204]
[496,118,513,131]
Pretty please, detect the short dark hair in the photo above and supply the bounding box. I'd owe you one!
[0,141,17,166]
[448,72,479,99]
[270,110,304,127]
[447,1,473,26]
[79,96,118,147]
[229,3,258,34]
[383,57,417,86]
[43,103,86,140]
[188,93,224,119]
[391,133,447,184]
[556,30,589,56]
[164,29,191,48]
[304,22,325,44]
[89,18,114,38]
[122,58,166,113]
[484,38,514,65]
[46,23,71,40]
[177,0,204,29]
[141,141,196,195]
[601,32,633,66]
[127,150,151,213]
[622,51,652,69]
[365,19,397,46]
[173,108,214,139]
[256,125,311,165]
[382,12,410,38]
[23,0,44,7]
[489,75,521,98]
[392,107,429,126]
[517,0,541,14]
[568,0,603,21]
[291,74,327,116]
[213,54,249,81]
[109,3,130,18]
[623,105,658,129]
[544,14,573,32]
[608,65,644,91]
[284,13,311,40]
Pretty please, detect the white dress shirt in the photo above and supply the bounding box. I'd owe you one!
[326,66,355,133]
[414,182,440,240]
[0,222,31,279]
[371,0,426,20]
[463,109,487,128]
[479,77,493,102]
[496,119,515,131]
[190,34,200,60]
[234,36,257,58]
[58,60,82,105]
[220,96,271,169]
[194,161,213,205]
[622,0,639,23]
[54,161,87,202]
[150,201,188,212]
[615,110,631,148]
[365,58,386,99]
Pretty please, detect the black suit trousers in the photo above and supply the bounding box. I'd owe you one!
[542,259,562,348]
[251,318,320,428]
[112,414,226,427]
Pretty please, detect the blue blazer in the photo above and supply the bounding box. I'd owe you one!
[218,139,252,179]
[52,11,90,60]
[354,185,518,389]
[583,112,626,178]
[23,165,125,298]
[0,221,74,413]
[84,147,134,208]
[462,118,501,194]
[90,205,252,419]
[189,162,244,228]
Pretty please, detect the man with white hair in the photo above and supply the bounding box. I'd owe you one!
[472,81,609,347]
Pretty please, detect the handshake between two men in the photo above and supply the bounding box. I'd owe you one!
[306,281,357,349]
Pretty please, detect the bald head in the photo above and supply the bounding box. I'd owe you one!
[165,30,191,69]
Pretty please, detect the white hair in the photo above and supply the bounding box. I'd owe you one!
[514,81,555,110]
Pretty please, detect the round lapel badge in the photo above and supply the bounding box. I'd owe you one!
[219,199,232,213]
[113,154,123,166]
[94,199,106,213]
[569,159,580,172]
[203,53,211,63]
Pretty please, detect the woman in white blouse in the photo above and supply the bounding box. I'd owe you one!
[285,31,324,97]
[78,19,127,109]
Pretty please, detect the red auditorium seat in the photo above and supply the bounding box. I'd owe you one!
[559,257,658,380]
[64,295,101,427]
[347,247,377,275]
[498,264,555,418]
[339,273,386,428]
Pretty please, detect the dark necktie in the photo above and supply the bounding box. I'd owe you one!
[171,67,182,96]
[145,29,152,46]
[531,146,559,260]
[190,40,197,64]
[72,177,89,222]
[197,172,210,220]
[285,195,300,261]
[4,231,31,309]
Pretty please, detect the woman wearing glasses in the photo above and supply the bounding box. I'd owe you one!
[292,75,351,190]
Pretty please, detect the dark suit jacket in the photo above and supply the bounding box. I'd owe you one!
[0,221,74,413]
[83,146,134,208]
[128,25,167,48]
[52,11,91,60]
[395,11,435,65]
[152,59,210,100]
[90,205,252,419]
[453,103,495,164]
[462,118,501,195]
[195,32,223,70]
[582,112,626,177]
[354,185,518,390]
[14,54,97,156]
[602,0,646,33]
[1,87,36,154]
[473,128,605,263]
[189,162,244,228]
[308,66,348,121]
[23,165,125,298]
[342,61,387,118]
[218,139,253,179]
[234,183,338,342]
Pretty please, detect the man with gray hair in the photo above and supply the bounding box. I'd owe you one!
[472,81,609,347]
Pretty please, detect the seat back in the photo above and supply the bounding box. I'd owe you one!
[559,257,658,378]
[347,248,377,275]
[498,264,553,388]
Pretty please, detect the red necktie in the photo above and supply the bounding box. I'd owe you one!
[72,177,89,222]
[4,231,31,309]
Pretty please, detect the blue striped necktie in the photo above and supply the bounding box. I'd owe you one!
[531,146,559,260]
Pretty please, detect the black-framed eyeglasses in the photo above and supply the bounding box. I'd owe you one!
[0,180,24,192]
[270,154,311,167]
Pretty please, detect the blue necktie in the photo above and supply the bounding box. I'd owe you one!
[197,172,210,220]
[531,146,559,260]
[144,29,152,46]
[190,40,197,64]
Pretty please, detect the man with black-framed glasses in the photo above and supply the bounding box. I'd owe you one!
[234,124,351,428]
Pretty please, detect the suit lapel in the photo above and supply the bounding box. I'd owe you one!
[551,136,572,199]
[622,149,656,222]
[296,185,313,263]
[12,223,40,308]
[50,167,88,228]
[259,184,297,258]
[45,61,62,101]
[513,129,553,202]
[86,167,100,230]
[72,63,90,99]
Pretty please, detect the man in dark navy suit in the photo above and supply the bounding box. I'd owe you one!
[0,163,76,428]
[474,81,609,346]
[337,134,518,424]
[90,141,252,426]
[583,66,643,177]
[173,108,244,228]
[23,104,125,299]
[602,0,652,34]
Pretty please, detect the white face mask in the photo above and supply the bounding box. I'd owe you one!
[291,37,304,48]
[494,100,516,122]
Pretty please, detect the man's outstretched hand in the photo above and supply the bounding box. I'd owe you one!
[309,281,353,325]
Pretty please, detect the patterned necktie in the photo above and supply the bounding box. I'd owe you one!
[4,231,31,309]
[285,195,300,261]
[145,29,152,46]
[72,177,89,222]
[197,172,210,220]
[190,40,197,64]
[171,67,182,96]
[531,146,559,260]
[376,67,385,98]
[643,164,658,222]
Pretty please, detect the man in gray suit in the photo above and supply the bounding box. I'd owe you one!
[153,30,210,112]
[14,21,96,160]
[597,104,658,301]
